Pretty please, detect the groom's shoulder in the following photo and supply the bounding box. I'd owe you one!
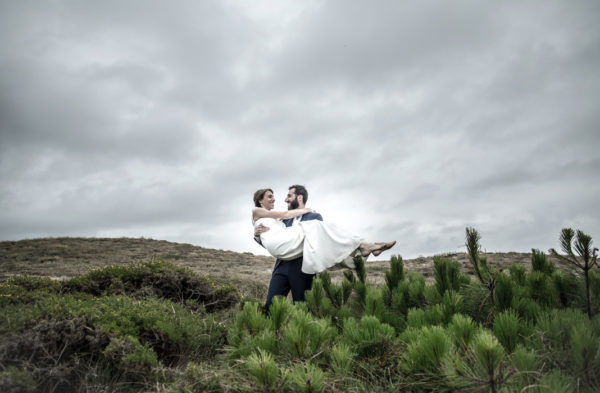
[303,212,323,221]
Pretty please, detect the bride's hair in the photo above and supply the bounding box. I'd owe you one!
[253,188,273,207]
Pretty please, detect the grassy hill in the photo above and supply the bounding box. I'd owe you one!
[0,237,571,300]
[0,236,597,393]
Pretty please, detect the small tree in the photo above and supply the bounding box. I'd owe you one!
[549,228,598,318]
[465,227,498,324]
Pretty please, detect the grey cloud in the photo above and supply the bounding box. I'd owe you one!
[0,1,599,258]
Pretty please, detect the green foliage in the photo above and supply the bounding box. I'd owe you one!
[282,309,335,359]
[552,270,583,308]
[440,290,464,324]
[448,313,477,349]
[494,272,514,312]
[508,264,526,286]
[533,308,600,389]
[550,228,599,318]
[465,227,499,325]
[245,349,280,391]
[304,278,333,318]
[509,345,540,389]
[531,249,555,275]
[342,315,396,359]
[433,256,464,297]
[385,254,405,292]
[527,271,558,307]
[227,301,270,358]
[65,260,239,312]
[402,325,451,373]
[537,369,575,393]
[4,229,600,393]
[329,343,354,376]
[364,287,384,321]
[461,281,494,324]
[268,296,293,332]
[590,269,600,315]
[494,309,528,353]
[103,335,159,377]
[444,330,512,393]
[0,366,35,392]
[512,296,542,323]
[286,362,325,393]
[568,318,600,387]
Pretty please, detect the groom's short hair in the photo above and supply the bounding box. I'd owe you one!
[289,184,308,204]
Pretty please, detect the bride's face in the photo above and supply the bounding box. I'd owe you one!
[260,191,275,210]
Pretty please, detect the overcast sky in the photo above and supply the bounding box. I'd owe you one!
[1,1,599,260]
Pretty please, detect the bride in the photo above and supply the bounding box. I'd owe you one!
[252,188,396,274]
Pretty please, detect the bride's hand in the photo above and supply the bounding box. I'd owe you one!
[254,224,270,237]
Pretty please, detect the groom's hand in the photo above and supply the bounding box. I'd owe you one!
[254,224,269,237]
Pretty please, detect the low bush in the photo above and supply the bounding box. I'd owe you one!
[62,260,239,312]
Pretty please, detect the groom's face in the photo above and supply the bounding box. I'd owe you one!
[285,188,300,210]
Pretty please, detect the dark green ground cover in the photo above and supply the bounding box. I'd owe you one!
[1,229,599,393]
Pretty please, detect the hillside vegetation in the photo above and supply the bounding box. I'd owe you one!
[0,229,598,392]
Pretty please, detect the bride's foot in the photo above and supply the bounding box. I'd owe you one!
[359,241,396,257]
[372,241,396,256]
[359,243,377,257]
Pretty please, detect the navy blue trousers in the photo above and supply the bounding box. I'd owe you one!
[264,257,315,312]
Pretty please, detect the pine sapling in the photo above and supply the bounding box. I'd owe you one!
[466,227,498,324]
[549,228,598,317]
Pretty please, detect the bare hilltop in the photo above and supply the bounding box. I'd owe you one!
[0,237,571,299]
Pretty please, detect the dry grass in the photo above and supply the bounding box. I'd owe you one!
[0,237,574,301]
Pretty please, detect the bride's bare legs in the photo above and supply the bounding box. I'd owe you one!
[359,241,396,257]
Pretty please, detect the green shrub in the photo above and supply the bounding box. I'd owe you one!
[590,269,600,315]
[62,260,239,312]
[509,345,540,389]
[494,272,514,312]
[537,369,575,393]
[461,282,494,324]
[444,330,511,393]
[364,287,384,321]
[103,335,158,378]
[329,343,355,376]
[385,255,405,293]
[440,291,464,324]
[282,309,335,360]
[433,256,464,297]
[304,278,333,318]
[448,313,477,349]
[407,273,426,307]
[268,296,293,332]
[526,271,558,307]
[568,318,600,387]
[508,264,526,286]
[0,366,36,393]
[552,271,583,309]
[245,349,280,391]
[512,296,542,323]
[531,249,555,275]
[342,316,396,359]
[286,362,325,393]
[227,301,269,358]
[407,307,427,329]
[402,325,451,373]
[494,309,528,353]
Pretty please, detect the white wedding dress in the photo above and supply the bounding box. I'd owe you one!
[254,217,363,274]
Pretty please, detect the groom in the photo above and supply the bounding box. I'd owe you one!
[254,184,323,311]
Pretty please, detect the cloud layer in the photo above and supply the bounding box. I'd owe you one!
[1,1,599,259]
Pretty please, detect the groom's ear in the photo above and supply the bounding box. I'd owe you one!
[297,195,304,205]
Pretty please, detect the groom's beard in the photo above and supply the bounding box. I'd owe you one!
[288,197,299,210]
